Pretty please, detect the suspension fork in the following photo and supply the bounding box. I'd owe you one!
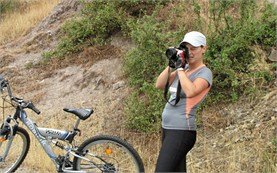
[0,116,18,161]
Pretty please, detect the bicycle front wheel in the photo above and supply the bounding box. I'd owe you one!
[0,127,30,173]
[73,135,144,173]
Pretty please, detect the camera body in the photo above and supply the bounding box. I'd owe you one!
[165,45,189,68]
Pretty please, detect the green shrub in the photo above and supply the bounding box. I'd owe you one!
[42,0,164,59]
[125,83,164,132]
[123,10,168,132]
[43,1,126,59]
[206,0,276,103]
[0,0,22,15]
[116,0,166,17]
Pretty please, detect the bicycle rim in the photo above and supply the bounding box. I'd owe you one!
[73,136,144,173]
[0,128,30,173]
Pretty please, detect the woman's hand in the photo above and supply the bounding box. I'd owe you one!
[175,50,186,69]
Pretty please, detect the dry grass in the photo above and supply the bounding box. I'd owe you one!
[0,0,60,45]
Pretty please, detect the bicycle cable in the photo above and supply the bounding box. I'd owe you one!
[1,96,4,122]
[1,95,14,122]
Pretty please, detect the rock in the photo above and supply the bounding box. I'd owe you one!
[226,125,236,130]
[212,142,217,148]
[95,76,102,85]
[94,76,103,90]
[268,49,277,62]
[112,81,125,90]
[47,30,52,36]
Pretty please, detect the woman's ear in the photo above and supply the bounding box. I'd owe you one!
[202,46,207,55]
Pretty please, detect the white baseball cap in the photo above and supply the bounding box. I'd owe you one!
[181,31,206,47]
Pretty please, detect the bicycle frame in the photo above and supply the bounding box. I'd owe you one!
[18,109,100,173]
[1,109,90,173]
[19,109,58,160]
[20,108,89,169]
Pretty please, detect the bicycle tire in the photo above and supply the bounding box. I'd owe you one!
[0,127,30,173]
[73,135,144,173]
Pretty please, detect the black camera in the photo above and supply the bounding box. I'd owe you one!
[165,44,189,62]
[165,43,189,68]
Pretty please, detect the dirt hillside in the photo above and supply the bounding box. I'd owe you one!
[0,0,128,120]
[0,0,276,173]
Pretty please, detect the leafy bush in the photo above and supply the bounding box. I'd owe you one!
[125,83,164,132]
[0,0,38,16]
[0,0,21,14]
[206,0,276,102]
[43,0,163,59]
[116,0,166,17]
[123,12,169,132]
[44,1,126,58]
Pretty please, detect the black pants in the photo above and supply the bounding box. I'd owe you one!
[155,128,196,172]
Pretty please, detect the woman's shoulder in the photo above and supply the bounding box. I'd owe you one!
[199,66,212,75]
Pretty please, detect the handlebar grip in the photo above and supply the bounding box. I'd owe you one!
[28,102,41,115]
[32,106,41,115]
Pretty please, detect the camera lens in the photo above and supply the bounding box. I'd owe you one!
[165,48,177,61]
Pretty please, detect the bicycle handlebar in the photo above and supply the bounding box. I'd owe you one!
[27,102,41,115]
[11,97,41,115]
[1,75,41,115]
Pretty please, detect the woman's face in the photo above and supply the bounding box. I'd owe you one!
[185,43,206,65]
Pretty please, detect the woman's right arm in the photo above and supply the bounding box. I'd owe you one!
[155,66,177,90]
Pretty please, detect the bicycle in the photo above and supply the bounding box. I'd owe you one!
[0,75,144,173]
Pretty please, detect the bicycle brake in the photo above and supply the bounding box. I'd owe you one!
[0,125,10,141]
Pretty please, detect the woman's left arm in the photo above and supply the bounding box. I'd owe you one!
[177,70,209,98]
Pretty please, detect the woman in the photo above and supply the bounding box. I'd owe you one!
[155,31,213,172]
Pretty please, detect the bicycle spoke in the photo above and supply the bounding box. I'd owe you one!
[73,136,144,173]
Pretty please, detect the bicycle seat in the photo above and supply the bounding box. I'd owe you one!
[63,108,93,120]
